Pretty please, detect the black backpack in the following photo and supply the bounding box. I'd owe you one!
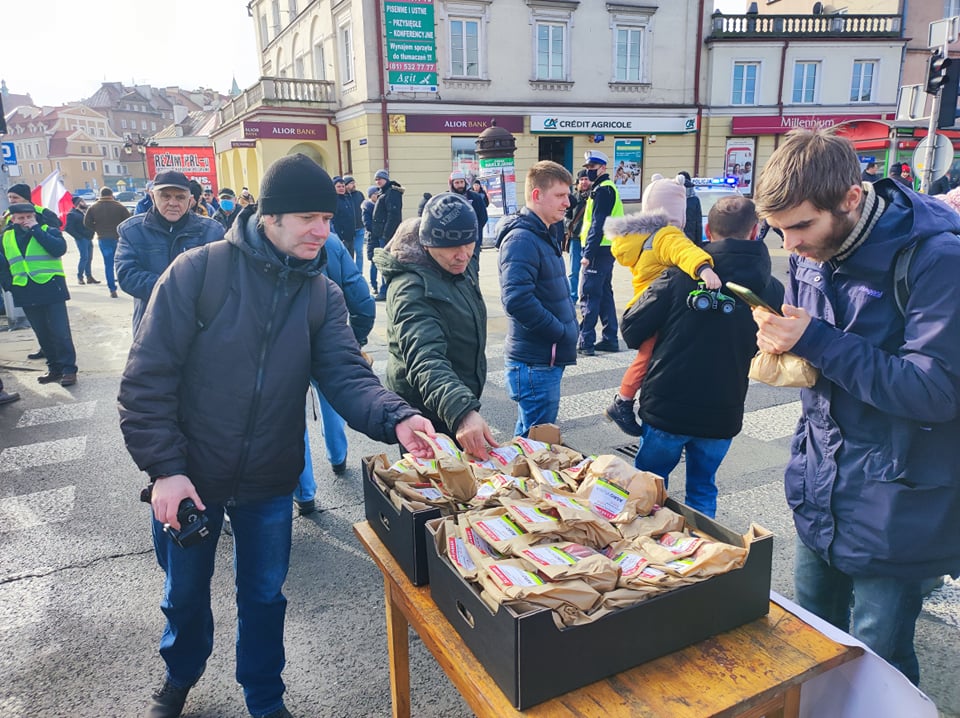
[195,240,327,332]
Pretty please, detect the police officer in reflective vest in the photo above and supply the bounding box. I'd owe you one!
[0,203,79,386]
[577,150,623,356]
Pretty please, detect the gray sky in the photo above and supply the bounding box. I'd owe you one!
[3,0,261,106]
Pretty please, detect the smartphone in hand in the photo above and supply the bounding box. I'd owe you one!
[725,281,782,316]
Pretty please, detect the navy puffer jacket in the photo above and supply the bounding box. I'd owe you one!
[496,208,578,367]
[787,179,960,580]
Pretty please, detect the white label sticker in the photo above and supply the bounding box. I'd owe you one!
[489,563,544,588]
[473,515,524,542]
[514,438,551,454]
[541,490,587,512]
[612,551,648,578]
[589,479,629,520]
[539,470,566,488]
[510,504,558,524]
[522,545,577,567]
[489,445,522,465]
[448,536,477,572]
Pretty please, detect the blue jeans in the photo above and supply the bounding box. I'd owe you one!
[633,423,732,518]
[21,302,77,375]
[151,493,293,716]
[793,539,923,685]
[505,361,564,437]
[97,238,118,291]
[567,239,582,303]
[75,238,93,279]
[296,387,348,502]
[352,228,365,277]
[578,249,618,349]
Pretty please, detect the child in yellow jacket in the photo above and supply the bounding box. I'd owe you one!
[603,174,721,435]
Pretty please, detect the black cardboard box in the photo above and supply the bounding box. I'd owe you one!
[362,456,441,586]
[360,425,564,587]
[426,499,773,710]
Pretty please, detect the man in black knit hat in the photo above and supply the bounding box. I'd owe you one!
[118,153,435,718]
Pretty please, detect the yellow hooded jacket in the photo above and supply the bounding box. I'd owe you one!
[606,211,714,308]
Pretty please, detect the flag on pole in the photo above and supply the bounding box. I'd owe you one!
[31,170,73,227]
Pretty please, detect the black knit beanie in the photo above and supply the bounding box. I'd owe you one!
[8,183,32,202]
[258,153,337,215]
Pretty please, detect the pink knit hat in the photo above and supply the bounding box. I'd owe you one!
[641,173,687,228]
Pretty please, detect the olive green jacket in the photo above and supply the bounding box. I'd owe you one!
[373,218,487,435]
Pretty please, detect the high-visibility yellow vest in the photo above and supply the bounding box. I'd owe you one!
[580,179,624,246]
[2,225,65,286]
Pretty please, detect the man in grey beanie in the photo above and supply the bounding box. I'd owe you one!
[118,153,435,718]
[373,192,496,457]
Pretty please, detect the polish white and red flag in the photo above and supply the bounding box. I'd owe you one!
[31,170,73,226]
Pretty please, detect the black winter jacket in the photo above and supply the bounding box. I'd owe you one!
[372,181,404,242]
[496,209,578,367]
[621,239,784,439]
[65,208,94,242]
[118,203,417,504]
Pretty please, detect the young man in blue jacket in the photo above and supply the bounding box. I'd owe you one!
[753,129,960,687]
[496,161,578,436]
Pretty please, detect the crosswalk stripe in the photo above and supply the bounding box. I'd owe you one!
[0,485,76,533]
[740,401,802,441]
[16,401,98,428]
[0,437,87,473]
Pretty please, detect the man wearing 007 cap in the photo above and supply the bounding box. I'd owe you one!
[577,150,623,356]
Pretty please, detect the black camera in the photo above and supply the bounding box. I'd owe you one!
[164,498,211,549]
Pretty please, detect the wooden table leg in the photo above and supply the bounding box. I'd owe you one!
[385,581,411,718]
[781,685,801,718]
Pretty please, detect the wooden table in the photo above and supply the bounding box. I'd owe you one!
[354,521,861,718]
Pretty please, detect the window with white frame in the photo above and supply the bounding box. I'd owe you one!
[271,1,281,34]
[90,161,96,171]
[339,22,355,84]
[82,161,88,171]
[295,54,306,79]
[536,22,565,80]
[260,14,269,45]
[732,62,759,105]
[792,61,818,103]
[614,25,643,82]
[288,0,297,19]
[850,60,875,102]
[450,17,480,77]
[948,1,960,17]
[313,42,326,80]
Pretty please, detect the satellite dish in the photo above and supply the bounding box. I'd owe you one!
[813,2,824,14]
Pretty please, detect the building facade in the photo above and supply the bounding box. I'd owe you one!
[213,0,705,219]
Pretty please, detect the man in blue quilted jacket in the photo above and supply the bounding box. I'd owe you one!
[495,161,578,437]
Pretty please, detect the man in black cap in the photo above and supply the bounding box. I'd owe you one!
[563,168,592,303]
[0,203,78,386]
[118,153,435,718]
[374,192,496,457]
[5,182,62,229]
[212,187,240,229]
[115,170,225,333]
[678,171,704,245]
[342,175,366,273]
[370,168,404,300]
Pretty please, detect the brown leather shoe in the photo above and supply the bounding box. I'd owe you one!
[37,372,64,384]
[86,277,101,284]
[60,373,77,387]
[110,290,118,298]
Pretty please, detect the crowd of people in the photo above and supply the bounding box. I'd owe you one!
[2,127,959,715]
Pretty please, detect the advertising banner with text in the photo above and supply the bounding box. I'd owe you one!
[385,0,438,93]
[145,147,217,192]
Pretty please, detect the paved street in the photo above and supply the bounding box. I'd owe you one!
[0,236,957,717]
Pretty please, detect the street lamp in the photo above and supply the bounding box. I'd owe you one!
[124,133,155,190]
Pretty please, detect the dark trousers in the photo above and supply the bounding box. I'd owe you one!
[75,238,94,279]
[578,248,618,348]
[98,238,118,291]
[22,302,77,375]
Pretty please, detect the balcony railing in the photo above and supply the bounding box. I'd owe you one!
[708,13,902,39]
[218,77,337,124]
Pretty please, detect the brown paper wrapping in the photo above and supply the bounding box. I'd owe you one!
[510,536,620,593]
[476,558,602,625]
[617,506,687,541]
[748,351,818,388]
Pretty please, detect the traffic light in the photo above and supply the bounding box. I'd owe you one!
[937,59,960,128]
[927,50,953,94]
